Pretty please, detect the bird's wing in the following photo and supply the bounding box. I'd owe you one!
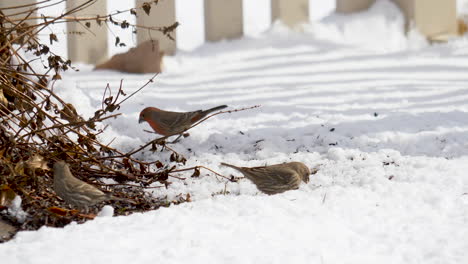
[158,110,201,131]
[243,166,301,194]
[66,176,107,201]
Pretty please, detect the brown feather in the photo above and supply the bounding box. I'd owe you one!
[221,162,310,194]
[139,105,228,136]
[53,161,134,211]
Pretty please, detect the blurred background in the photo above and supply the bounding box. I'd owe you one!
[34,0,336,57]
[4,0,467,63]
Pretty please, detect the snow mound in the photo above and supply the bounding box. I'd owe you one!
[310,0,428,52]
[1,4,468,263]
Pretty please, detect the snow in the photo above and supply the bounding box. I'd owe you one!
[97,205,114,217]
[459,0,468,15]
[6,196,27,224]
[311,0,428,52]
[2,1,468,263]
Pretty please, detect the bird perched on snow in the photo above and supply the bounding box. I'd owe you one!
[220,162,310,195]
[138,105,227,138]
[53,161,134,212]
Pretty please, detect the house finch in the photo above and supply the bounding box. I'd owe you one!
[138,105,228,137]
[53,161,133,211]
[221,162,310,195]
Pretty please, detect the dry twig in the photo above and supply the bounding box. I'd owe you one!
[0,0,181,238]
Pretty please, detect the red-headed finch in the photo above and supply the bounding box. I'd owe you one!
[221,162,310,195]
[138,105,227,136]
[53,161,133,211]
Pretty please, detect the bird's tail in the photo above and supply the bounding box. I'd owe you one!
[220,162,243,172]
[202,105,227,115]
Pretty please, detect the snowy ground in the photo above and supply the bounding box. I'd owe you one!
[2,1,468,263]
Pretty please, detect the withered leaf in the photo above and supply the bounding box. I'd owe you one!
[151,142,157,152]
[139,163,147,174]
[105,104,119,112]
[78,134,86,145]
[47,206,81,217]
[44,98,51,111]
[85,22,91,28]
[158,171,168,182]
[49,33,58,45]
[120,20,129,29]
[96,15,102,26]
[26,154,49,171]
[0,185,17,208]
[130,8,137,16]
[142,2,151,15]
[85,142,97,152]
[155,160,163,168]
[163,21,179,35]
[60,103,79,123]
[18,114,28,128]
[93,109,104,119]
[170,153,177,162]
[36,111,45,124]
[86,120,96,130]
[0,89,8,107]
[40,45,49,55]
[191,167,200,178]
[115,172,132,183]
[115,36,120,47]
[87,133,96,140]
[13,160,25,175]
[104,96,113,105]
[123,158,131,169]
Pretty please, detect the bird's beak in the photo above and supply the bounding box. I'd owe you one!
[138,116,144,124]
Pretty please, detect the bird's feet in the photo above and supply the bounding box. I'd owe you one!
[169,133,190,144]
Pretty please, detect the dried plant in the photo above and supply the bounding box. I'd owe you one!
[0,0,183,237]
[0,1,257,241]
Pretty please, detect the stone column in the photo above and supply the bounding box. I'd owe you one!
[335,0,374,14]
[66,0,108,64]
[335,0,457,40]
[204,0,243,42]
[393,0,457,40]
[136,0,176,55]
[271,0,309,28]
